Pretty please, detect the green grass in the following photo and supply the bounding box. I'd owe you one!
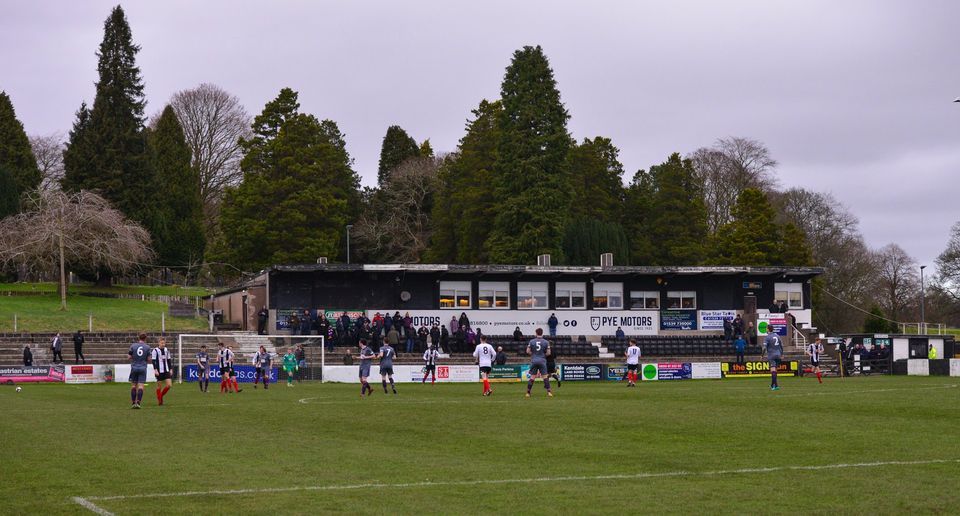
[0,295,208,332]
[1,376,958,514]
[0,282,214,297]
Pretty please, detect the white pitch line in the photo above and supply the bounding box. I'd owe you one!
[72,497,115,516]
[76,458,959,506]
[756,384,958,398]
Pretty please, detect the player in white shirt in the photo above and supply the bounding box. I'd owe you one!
[151,337,173,405]
[806,337,825,384]
[473,335,497,396]
[624,339,641,387]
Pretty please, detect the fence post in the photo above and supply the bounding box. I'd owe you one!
[13,313,17,332]
[162,311,166,333]
[88,314,93,333]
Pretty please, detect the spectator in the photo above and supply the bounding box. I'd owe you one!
[475,328,484,344]
[455,328,466,353]
[747,321,757,347]
[768,300,781,313]
[459,312,470,331]
[317,314,331,346]
[722,317,733,343]
[615,327,625,340]
[73,330,86,364]
[403,312,413,330]
[372,312,384,327]
[466,328,477,349]
[732,314,743,336]
[289,313,301,335]
[339,312,352,334]
[23,344,32,366]
[256,307,268,335]
[384,312,393,332]
[449,316,459,335]
[51,332,63,364]
[386,326,400,350]
[778,300,788,314]
[417,325,429,352]
[513,326,523,342]
[430,324,441,349]
[440,325,450,352]
[548,313,559,337]
[300,310,313,335]
[405,325,416,354]
[495,346,507,365]
[392,312,403,332]
[734,334,746,365]
[295,344,306,382]
[928,344,937,360]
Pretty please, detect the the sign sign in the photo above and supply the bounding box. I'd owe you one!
[691,362,722,379]
[560,364,603,381]
[757,314,787,336]
[0,365,65,384]
[641,363,659,381]
[184,365,278,383]
[698,310,737,331]
[65,364,114,384]
[657,362,692,380]
[721,361,798,377]
[743,281,762,289]
[660,310,697,331]
[366,309,658,336]
[607,365,627,381]
[488,365,522,382]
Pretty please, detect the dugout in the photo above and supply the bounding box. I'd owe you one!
[840,334,955,361]
[212,259,824,339]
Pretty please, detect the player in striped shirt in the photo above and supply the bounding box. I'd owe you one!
[254,345,271,389]
[217,342,241,393]
[422,344,440,384]
[473,335,496,396]
[624,339,641,387]
[807,337,825,384]
[196,345,210,393]
[151,337,173,405]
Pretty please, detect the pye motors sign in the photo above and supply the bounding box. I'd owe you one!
[367,309,658,336]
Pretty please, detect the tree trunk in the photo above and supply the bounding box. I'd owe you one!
[59,232,67,311]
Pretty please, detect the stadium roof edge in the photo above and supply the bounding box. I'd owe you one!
[267,264,825,275]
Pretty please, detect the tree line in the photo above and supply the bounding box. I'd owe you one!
[1,5,958,332]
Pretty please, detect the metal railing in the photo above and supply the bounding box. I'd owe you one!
[898,322,945,335]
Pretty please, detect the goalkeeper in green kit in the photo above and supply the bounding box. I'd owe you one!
[282,347,298,387]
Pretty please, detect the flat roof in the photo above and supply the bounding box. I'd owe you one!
[269,263,825,276]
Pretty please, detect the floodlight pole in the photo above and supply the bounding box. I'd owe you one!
[920,265,926,334]
[346,224,353,264]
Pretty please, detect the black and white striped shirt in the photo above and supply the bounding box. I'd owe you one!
[423,348,440,366]
[218,349,234,368]
[151,347,172,374]
[808,342,824,361]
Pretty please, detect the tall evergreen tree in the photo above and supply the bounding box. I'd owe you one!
[0,165,20,220]
[709,188,780,265]
[62,6,150,224]
[562,217,630,266]
[219,89,359,270]
[566,137,625,224]
[486,46,573,264]
[147,105,206,267]
[427,100,502,264]
[623,169,656,264]
[0,92,41,195]
[779,222,814,266]
[377,125,420,186]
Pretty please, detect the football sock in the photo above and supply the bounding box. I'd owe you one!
[156,388,161,403]
[544,377,551,391]
[816,371,822,383]
[232,378,240,392]
[527,378,534,393]
[389,377,395,391]
[422,374,427,384]
[198,379,204,392]
[431,373,435,384]
[482,378,489,393]
[360,382,365,395]
[382,380,388,393]
[772,370,778,388]
[161,386,170,400]
[136,388,144,403]
[130,387,137,403]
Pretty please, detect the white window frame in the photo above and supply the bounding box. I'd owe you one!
[593,282,624,310]
[775,283,803,310]
[478,281,510,309]
[555,282,586,309]
[517,282,548,310]
[666,291,697,310]
[439,280,471,310]
[629,291,660,310]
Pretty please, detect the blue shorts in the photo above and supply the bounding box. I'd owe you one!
[768,357,782,369]
[380,366,394,376]
[129,367,147,384]
[359,363,371,378]
[529,361,547,376]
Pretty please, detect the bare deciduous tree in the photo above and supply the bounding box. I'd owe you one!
[29,132,65,190]
[0,190,153,310]
[935,221,960,302]
[690,137,779,233]
[874,243,919,323]
[166,83,251,235]
[353,156,443,263]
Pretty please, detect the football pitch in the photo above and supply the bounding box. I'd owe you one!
[2,376,958,515]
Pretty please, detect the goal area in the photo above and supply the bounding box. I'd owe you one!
[176,334,328,384]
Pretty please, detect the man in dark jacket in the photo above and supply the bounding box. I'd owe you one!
[257,307,269,335]
[23,345,33,366]
[430,324,441,349]
[548,313,559,337]
[73,330,86,364]
[300,310,313,335]
[494,346,507,365]
[417,326,429,353]
[722,318,733,343]
[51,332,63,364]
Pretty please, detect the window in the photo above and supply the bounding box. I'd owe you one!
[555,282,586,309]
[439,281,471,309]
[478,281,509,309]
[775,283,803,309]
[517,282,548,309]
[630,291,660,310]
[666,291,696,309]
[593,282,623,309]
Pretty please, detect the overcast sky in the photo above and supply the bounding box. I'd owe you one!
[2,1,958,270]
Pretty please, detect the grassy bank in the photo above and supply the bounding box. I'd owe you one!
[0,294,208,332]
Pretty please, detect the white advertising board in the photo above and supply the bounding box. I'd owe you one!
[907,359,929,376]
[65,364,115,383]
[113,364,157,383]
[691,362,722,379]
[698,311,736,331]
[950,359,960,377]
[323,365,479,383]
[366,309,657,336]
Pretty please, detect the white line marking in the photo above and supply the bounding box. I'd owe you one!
[81,458,958,502]
[72,496,115,515]
[758,384,958,398]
